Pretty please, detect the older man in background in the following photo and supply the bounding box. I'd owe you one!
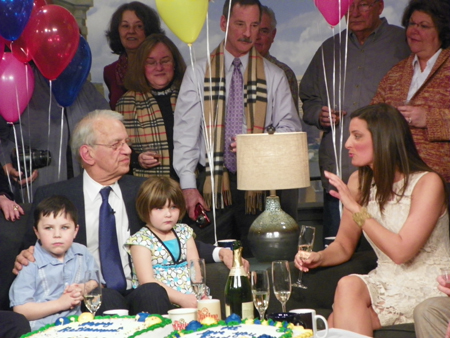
[255,5,299,112]
[300,0,410,241]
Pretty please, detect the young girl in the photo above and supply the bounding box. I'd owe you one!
[125,176,198,308]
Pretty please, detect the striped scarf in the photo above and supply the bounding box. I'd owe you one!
[203,42,267,213]
[116,89,177,177]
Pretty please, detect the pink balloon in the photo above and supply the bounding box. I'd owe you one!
[0,39,4,62]
[0,53,35,123]
[314,0,354,27]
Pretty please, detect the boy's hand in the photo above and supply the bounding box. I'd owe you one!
[59,291,81,310]
[63,284,83,309]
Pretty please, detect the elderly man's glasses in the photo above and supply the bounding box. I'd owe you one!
[93,139,132,151]
[145,57,173,69]
[350,0,379,13]
[407,21,435,31]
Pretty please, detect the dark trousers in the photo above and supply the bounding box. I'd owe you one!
[90,283,172,316]
[185,172,260,257]
[323,191,341,240]
[0,311,31,338]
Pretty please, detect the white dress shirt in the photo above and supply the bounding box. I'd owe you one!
[408,48,442,101]
[173,47,302,190]
[83,171,132,289]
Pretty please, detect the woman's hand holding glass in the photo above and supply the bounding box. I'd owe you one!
[294,251,322,272]
[293,225,316,289]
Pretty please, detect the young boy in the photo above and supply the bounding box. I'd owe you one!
[9,195,100,330]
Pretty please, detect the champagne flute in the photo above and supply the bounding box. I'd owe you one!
[251,270,270,320]
[293,225,316,289]
[271,260,291,312]
[83,270,102,317]
[189,258,207,300]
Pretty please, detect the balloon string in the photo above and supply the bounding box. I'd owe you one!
[57,107,64,181]
[3,123,15,194]
[24,64,33,202]
[11,125,25,202]
[47,80,52,171]
[15,70,31,202]
[322,31,340,181]
[204,11,218,245]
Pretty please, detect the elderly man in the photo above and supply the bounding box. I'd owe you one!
[255,5,299,112]
[254,4,300,222]
[300,0,410,241]
[15,110,237,315]
[173,0,301,253]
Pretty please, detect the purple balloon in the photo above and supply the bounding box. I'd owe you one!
[52,36,92,107]
[0,0,34,41]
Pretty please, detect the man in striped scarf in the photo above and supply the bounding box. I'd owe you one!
[173,0,301,253]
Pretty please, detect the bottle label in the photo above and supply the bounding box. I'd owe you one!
[229,266,246,277]
[242,302,254,319]
[224,303,254,319]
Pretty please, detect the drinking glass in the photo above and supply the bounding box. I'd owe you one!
[271,260,291,312]
[251,270,270,320]
[189,258,207,300]
[293,225,316,289]
[83,270,102,317]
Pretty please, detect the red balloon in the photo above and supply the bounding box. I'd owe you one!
[0,53,35,123]
[32,0,47,12]
[9,38,32,63]
[25,5,79,80]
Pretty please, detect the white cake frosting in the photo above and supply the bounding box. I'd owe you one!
[25,314,173,338]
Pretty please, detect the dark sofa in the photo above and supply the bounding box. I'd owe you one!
[0,206,415,337]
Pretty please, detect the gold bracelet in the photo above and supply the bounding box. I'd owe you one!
[352,207,372,227]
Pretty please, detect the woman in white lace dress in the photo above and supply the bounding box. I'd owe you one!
[295,103,450,336]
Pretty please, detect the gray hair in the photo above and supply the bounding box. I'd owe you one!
[71,110,124,162]
[261,5,277,30]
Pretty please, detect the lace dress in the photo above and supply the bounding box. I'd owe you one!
[125,224,194,294]
[353,172,450,326]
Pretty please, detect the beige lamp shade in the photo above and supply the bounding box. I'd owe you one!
[236,132,310,191]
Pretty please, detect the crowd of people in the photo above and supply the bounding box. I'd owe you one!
[0,0,449,337]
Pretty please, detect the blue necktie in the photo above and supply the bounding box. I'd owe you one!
[224,58,244,173]
[98,186,126,293]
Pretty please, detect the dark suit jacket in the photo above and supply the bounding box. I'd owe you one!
[23,174,215,261]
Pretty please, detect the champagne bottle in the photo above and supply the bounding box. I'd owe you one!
[224,241,253,319]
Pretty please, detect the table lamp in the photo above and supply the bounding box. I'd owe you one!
[237,131,310,262]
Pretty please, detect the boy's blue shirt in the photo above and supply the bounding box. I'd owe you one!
[9,241,99,331]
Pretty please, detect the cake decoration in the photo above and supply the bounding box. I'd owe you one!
[78,312,94,322]
[54,317,71,326]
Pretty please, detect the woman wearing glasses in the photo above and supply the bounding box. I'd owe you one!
[372,0,450,189]
[116,34,186,180]
[104,2,164,110]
